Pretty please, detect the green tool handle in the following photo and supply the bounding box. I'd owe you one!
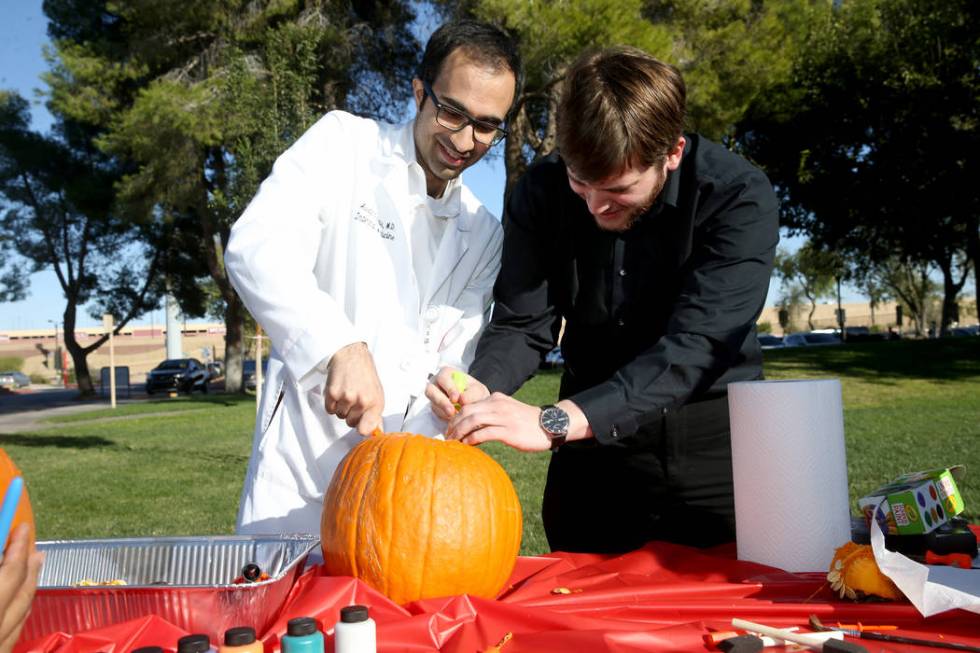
[451,370,467,412]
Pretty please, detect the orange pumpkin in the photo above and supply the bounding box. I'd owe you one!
[321,433,522,604]
[0,448,35,544]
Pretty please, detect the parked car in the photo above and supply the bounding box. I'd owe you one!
[207,360,224,378]
[949,325,979,337]
[145,358,210,394]
[783,332,842,347]
[0,371,30,389]
[757,334,785,350]
[243,359,269,390]
[838,326,886,343]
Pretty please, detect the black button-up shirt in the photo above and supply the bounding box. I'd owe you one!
[470,134,779,446]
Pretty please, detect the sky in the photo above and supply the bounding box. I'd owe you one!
[0,1,823,332]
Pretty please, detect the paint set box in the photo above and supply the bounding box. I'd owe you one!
[858,467,965,535]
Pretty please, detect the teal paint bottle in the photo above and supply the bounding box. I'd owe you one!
[281,617,324,653]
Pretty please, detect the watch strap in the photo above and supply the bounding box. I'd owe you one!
[539,404,569,452]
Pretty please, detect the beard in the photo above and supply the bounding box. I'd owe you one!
[592,174,667,233]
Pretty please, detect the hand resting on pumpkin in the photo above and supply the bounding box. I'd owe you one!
[446,394,593,452]
[324,342,385,436]
[0,524,43,653]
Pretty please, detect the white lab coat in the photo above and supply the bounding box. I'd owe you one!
[226,111,503,534]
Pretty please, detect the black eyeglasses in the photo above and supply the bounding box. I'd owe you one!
[422,81,509,146]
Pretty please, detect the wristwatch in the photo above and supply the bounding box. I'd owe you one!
[539,405,570,452]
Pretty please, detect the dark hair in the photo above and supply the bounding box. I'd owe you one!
[557,46,686,182]
[418,20,523,111]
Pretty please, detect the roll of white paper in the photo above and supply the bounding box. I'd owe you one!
[728,379,851,572]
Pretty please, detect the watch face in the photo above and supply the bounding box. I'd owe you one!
[541,407,569,435]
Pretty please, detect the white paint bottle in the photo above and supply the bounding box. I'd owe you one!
[334,604,376,653]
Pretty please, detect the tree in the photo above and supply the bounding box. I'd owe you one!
[0,245,27,303]
[740,0,979,335]
[0,91,161,394]
[861,257,937,337]
[436,0,812,194]
[777,282,806,333]
[774,244,837,330]
[853,273,891,327]
[44,0,419,392]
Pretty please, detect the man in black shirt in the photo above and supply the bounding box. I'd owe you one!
[427,46,779,554]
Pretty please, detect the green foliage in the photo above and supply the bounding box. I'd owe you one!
[859,257,938,336]
[0,357,24,372]
[475,0,673,87]
[649,0,815,142]
[740,0,978,331]
[0,89,162,393]
[440,0,813,191]
[756,321,772,334]
[774,243,840,329]
[0,209,27,302]
[43,0,420,390]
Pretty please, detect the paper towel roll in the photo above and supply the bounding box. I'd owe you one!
[728,379,851,572]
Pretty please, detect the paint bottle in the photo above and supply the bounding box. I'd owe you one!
[177,634,216,653]
[219,627,263,653]
[281,617,324,653]
[334,605,376,653]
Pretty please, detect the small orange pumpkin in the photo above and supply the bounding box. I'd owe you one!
[321,433,522,604]
[0,448,35,544]
[827,541,903,600]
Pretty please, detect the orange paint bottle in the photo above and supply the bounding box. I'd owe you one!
[218,627,263,653]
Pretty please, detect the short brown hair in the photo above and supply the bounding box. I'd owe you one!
[557,46,686,182]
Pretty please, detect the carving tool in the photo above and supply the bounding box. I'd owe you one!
[810,615,980,652]
[0,476,24,559]
[732,618,864,652]
[451,370,468,412]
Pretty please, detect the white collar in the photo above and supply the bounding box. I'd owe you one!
[392,119,463,219]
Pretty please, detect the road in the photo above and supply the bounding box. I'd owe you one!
[0,384,149,431]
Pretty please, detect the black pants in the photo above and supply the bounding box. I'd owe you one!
[542,395,736,554]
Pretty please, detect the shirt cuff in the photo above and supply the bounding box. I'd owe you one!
[569,381,639,446]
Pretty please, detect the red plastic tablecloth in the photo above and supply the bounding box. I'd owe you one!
[18,540,980,653]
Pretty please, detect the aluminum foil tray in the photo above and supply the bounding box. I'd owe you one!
[23,534,319,643]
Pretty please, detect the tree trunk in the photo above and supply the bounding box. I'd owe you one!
[883,259,931,338]
[503,105,529,200]
[967,214,979,318]
[198,161,247,393]
[936,253,968,336]
[223,293,246,393]
[805,289,817,330]
[62,300,96,396]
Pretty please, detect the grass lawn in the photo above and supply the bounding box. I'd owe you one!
[3,338,977,555]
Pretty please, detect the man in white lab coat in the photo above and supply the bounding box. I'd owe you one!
[226,21,522,534]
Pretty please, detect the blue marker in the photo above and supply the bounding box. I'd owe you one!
[0,476,24,558]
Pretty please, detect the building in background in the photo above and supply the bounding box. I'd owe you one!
[0,323,226,384]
